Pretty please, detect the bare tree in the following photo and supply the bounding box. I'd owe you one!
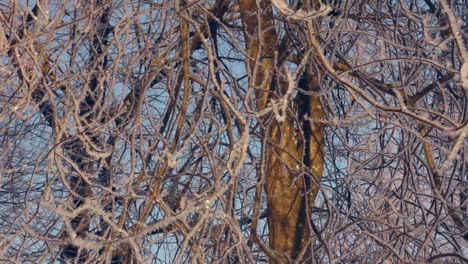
[0,0,466,263]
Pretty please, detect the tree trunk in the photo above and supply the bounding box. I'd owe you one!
[240,1,325,262]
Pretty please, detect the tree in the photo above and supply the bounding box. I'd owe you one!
[0,0,466,263]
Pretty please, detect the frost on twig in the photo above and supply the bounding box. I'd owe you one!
[271,0,332,20]
[226,126,249,176]
[271,67,297,122]
[163,150,179,168]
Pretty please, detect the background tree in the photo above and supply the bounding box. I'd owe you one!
[0,0,466,263]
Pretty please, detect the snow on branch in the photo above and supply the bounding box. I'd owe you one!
[271,0,332,20]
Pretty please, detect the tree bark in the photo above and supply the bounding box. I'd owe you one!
[240,1,325,262]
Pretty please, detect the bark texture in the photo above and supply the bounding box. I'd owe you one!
[240,0,325,262]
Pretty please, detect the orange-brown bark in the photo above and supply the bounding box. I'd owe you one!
[240,1,325,262]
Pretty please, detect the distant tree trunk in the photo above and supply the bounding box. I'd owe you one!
[7,1,114,262]
[240,0,325,262]
[58,2,112,261]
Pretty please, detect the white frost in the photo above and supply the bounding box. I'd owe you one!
[271,0,332,20]
[164,150,179,168]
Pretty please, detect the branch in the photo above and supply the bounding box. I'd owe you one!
[271,0,332,20]
[409,73,455,104]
